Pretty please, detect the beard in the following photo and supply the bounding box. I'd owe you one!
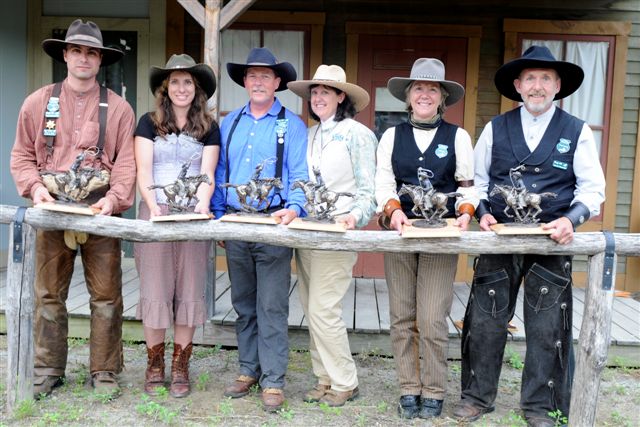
[521,92,554,115]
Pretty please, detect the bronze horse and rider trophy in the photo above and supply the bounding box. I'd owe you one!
[488,165,557,235]
[147,154,213,222]
[286,167,355,232]
[38,147,110,215]
[218,157,285,225]
[397,167,463,237]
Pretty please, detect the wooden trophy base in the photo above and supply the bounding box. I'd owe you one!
[35,201,99,216]
[150,213,212,222]
[490,223,554,235]
[287,218,348,233]
[219,213,281,225]
[401,218,462,238]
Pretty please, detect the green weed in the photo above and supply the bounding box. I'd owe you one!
[279,407,295,420]
[196,372,210,391]
[319,402,342,416]
[135,394,178,424]
[376,400,388,413]
[218,397,234,416]
[67,337,88,348]
[606,410,633,427]
[504,346,524,370]
[548,409,568,426]
[12,398,37,420]
[192,344,222,360]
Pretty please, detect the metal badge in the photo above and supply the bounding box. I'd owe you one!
[43,119,57,137]
[45,97,61,118]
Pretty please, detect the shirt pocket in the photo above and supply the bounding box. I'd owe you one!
[75,121,100,150]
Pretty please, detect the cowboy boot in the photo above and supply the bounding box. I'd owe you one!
[144,342,165,395]
[170,343,193,398]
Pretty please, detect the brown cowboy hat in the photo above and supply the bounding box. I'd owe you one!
[387,58,465,106]
[226,47,297,92]
[494,45,584,101]
[287,65,370,112]
[149,54,217,98]
[41,19,124,67]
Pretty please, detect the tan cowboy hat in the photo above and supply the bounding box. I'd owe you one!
[149,54,217,98]
[494,45,584,101]
[41,19,124,67]
[226,47,296,92]
[387,58,465,106]
[287,64,371,112]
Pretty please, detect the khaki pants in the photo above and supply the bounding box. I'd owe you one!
[34,229,123,377]
[296,249,358,392]
[384,252,457,399]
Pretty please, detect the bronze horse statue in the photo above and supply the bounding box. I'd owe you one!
[490,184,557,223]
[149,173,211,212]
[220,177,284,213]
[291,179,354,221]
[397,183,462,224]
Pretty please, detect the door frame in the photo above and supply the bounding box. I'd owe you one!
[345,21,482,282]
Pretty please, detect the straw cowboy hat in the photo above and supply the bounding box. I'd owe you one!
[287,65,371,112]
[149,54,217,98]
[41,19,124,67]
[494,45,584,102]
[226,47,297,92]
[387,58,465,106]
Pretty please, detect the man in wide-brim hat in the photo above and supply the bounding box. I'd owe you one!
[11,19,136,399]
[211,47,308,412]
[453,45,605,426]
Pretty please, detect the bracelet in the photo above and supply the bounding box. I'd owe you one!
[457,203,475,218]
[383,199,401,218]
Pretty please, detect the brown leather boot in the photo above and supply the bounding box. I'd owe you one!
[144,342,165,395]
[170,343,193,398]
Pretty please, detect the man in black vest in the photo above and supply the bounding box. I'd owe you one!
[453,46,606,426]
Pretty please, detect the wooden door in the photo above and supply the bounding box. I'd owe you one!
[352,34,468,278]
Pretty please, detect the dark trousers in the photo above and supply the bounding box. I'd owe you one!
[460,254,574,419]
[34,229,123,377]
[225,240,292,389]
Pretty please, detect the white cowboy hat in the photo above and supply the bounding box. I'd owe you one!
[287,64,370,112]
[387,58,465,106]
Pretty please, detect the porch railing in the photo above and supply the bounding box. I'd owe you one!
[2,204,639,425]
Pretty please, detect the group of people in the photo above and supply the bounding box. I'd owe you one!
[10,18,605,427]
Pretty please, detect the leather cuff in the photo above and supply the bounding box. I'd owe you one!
[457,203,475,217]
[564,202,590,230]
[383,199,401,219]
[475,199,491,221]
[457,179,474,188]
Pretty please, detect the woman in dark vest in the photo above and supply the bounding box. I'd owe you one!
[375,58,478,419]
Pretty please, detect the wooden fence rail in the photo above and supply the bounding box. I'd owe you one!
[2,204,639,425]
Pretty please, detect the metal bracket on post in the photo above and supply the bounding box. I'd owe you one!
[12,206,28,263]
[602,230,615,290]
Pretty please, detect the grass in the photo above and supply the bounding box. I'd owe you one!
[135,394,179,424]
[504,346,525,370]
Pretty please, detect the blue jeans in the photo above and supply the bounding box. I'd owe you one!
[225,240,292,389]
[460,254,574,420]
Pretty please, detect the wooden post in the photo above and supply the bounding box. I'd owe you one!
[204,0,221,120]
[6,221,37,412]
[569,250,617,426]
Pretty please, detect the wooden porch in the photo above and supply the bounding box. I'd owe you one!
[2,257,639,364]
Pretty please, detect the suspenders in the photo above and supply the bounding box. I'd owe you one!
[44,82,109,163]
[224,106,287,209]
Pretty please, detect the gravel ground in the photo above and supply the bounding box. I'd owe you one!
[1,335,639,426]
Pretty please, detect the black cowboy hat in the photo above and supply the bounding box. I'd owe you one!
[149,54,217,98]
[226,47,297,92]
[41,19,124,67]
[494,45,584,102]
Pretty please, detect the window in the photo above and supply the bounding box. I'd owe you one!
[220,28,305,115]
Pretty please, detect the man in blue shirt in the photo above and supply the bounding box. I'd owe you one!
[211,47,308,412]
